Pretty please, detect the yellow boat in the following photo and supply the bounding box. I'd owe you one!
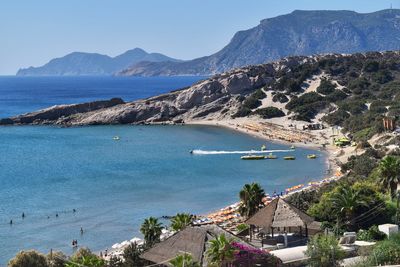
[266,153,277,159]
[307,154,317,159]
[241,155,266,160]
[284,156,296,160]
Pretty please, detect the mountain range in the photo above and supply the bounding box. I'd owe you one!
[17,9,400,76]
[118,9,400,76]
[16,48,181,76]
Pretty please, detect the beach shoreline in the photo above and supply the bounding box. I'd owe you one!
[186,118,348,173]
[104,118,352,259]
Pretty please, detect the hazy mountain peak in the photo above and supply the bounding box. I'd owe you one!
[118,9,400,77]
[17,48,181,76]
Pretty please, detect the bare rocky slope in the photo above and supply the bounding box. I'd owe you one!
[3,51,400,140]
[118,9,400,76]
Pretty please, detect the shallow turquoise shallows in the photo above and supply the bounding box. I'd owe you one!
[0,125,327,263]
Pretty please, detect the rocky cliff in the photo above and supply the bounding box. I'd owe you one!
[1,58,290,125]
[4,51,400,135]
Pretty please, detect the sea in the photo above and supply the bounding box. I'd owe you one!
[0,76,327,264]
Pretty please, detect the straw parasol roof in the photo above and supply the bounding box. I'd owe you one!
[246,197,315,229]
[141,224,256,266]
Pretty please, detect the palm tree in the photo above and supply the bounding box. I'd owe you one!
[238,183,265,218]
[140,217,163,248]
[170,213,193,232]
[330,186,367,229]
[206,234,235,267]
[378,155,400,199]
[170,253,200,267]
[123,242,144,267]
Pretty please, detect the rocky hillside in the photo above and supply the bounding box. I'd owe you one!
[119,9,400,76]
[4,51,400,143]
[17,48,181,76]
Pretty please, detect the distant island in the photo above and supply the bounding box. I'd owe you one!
[16,48,181,76]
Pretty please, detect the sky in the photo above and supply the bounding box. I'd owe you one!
[0,0,398,75]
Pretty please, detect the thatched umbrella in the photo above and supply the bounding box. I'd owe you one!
[140,224,257,266]
[245,197,316,240]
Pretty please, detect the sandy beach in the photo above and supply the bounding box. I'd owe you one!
[105,117,356,259]
[187,116,358,174]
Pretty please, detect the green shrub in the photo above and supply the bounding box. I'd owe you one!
[252,89,266,100]
[317,79,336,95]
[339,100,367,115]
[348,78,370,94]
[272,92,289,103]
[353,127,376,142]
[286,92,324,110]
[292,105,318,122]
[325,90,348,102]
[253,107,285,119]
[8,250,49,267]
[232,107,252,118]
[363,61,380,72]
[305,234,345,267]
[372,70,393,84]
[66,248,105,267]
[236,223,249,233]
[323,109,350,125]
[308,181,390,230]
[357,225,386,241]
[47,251,67,267]
[242,96,262,109]
[123,243,145,267]
[366,233,400,265]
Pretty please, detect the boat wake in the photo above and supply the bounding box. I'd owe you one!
[191,149,294,155]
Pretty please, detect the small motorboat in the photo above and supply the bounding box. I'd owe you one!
[307,154,317,159]
[284,156,296,160]
[261,145,267,151]
[113,136,120,141]
[266,153,277,159]
[290,145,295,150]
[241,155,266,160]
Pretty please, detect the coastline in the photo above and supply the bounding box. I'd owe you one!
[104,118,352,259]
[186,117,348,174]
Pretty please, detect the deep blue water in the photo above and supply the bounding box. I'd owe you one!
[0,77,327,264]
[0,76,205,118]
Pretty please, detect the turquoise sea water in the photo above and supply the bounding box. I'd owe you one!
[0,77,327,264]
[0,125,327,263]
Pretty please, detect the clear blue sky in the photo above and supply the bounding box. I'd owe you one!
[0,0,398,74]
